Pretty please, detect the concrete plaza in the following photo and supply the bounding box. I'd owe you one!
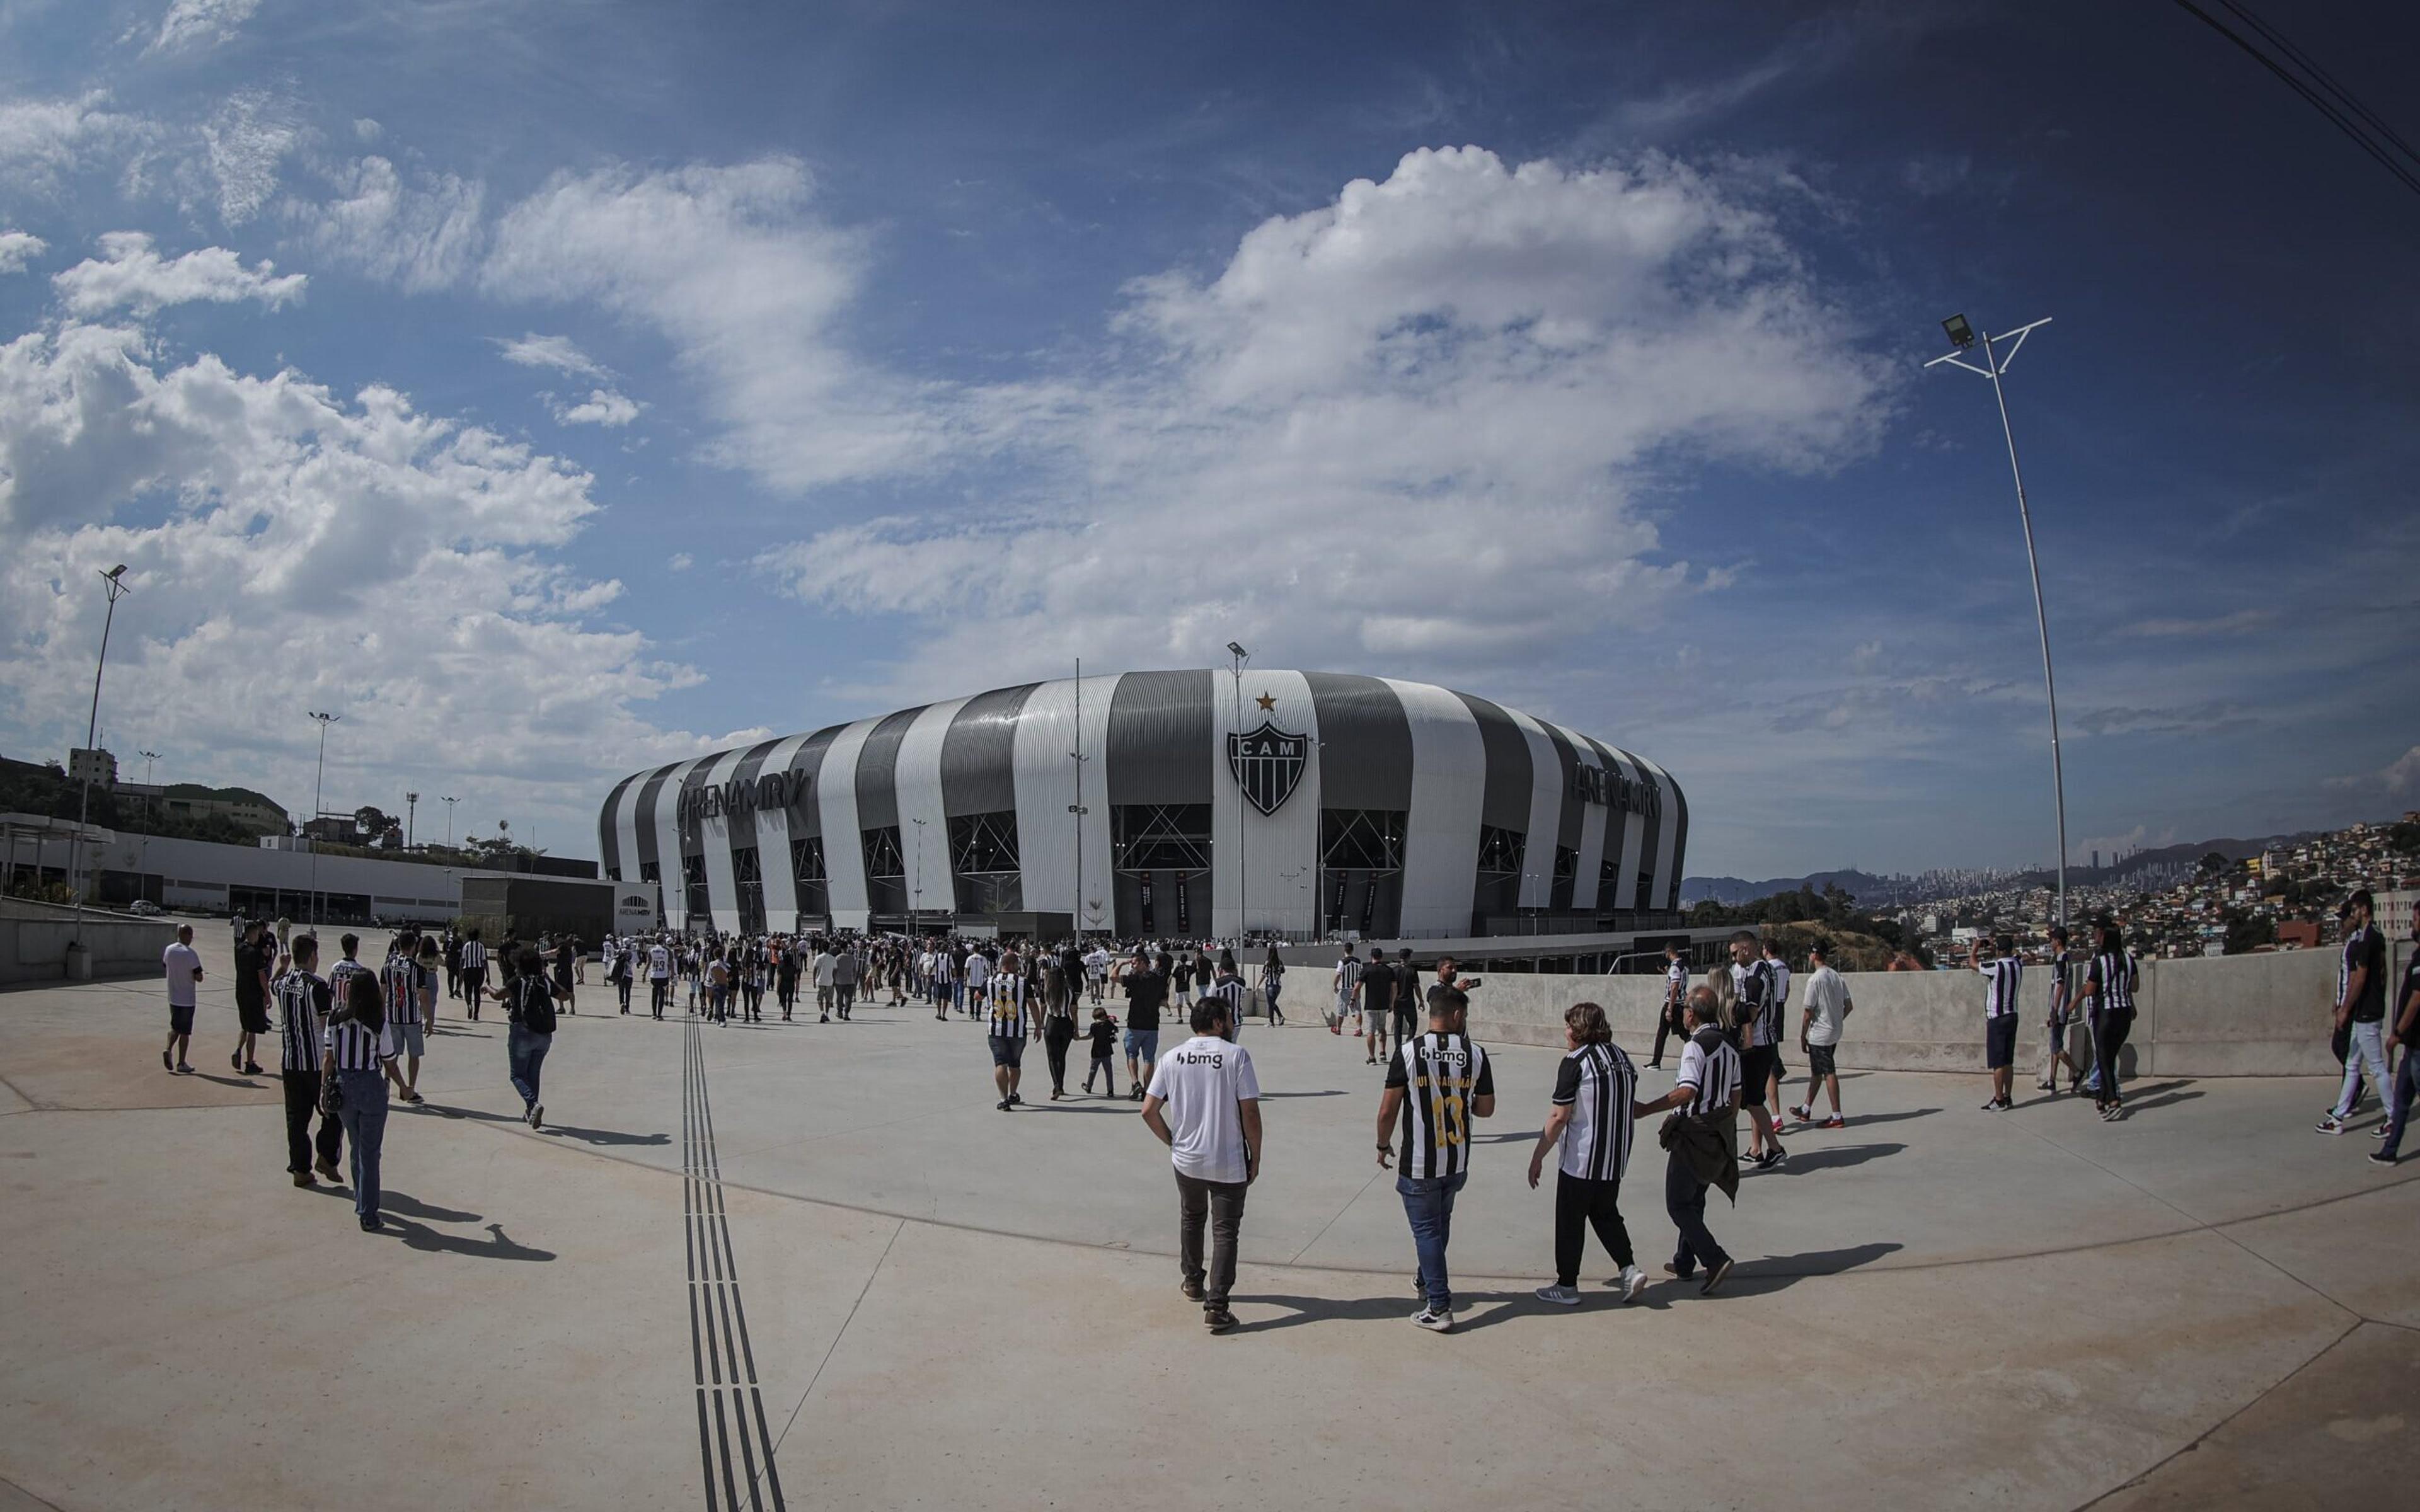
[3,931,2414,1510]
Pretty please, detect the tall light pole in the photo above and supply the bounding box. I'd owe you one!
[909,815,926,926]
[67,564,130,961]
[137,748,161,895]
[307,711,340,926]
[405,791,418,850]
[1068,657,1089,940]
[1927,313,2068,927]
[1226,641,1250,943]
[441,795,458,847]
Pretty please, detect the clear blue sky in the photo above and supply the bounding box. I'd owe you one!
[1,0,2412,874]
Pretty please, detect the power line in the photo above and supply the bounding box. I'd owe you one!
[2219,1,2420,170]
[2169,0,2420,199]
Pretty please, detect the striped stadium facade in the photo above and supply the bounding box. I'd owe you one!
[596,670,1688,940]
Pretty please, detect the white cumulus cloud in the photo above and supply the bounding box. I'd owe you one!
[0,317,728,838]
[759,146,1893,700]
[481,158,938,490]
[146,0,262,55]
[0,232,46,274]
[0,92,156,200]
[52,231,304,316]
[493,331,612,382]
[553,387,640,427]
[289,154,485,292]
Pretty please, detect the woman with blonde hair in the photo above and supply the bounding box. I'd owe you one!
[1703,959,1739,1042]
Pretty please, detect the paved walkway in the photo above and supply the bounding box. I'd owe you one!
[2,932,2414,1510]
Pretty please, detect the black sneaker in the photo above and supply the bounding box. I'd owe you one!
[1700,1257,1734,1295]
[2368,1150,2397,1167]
[1008,1092,1022,1106]
[1203,1307,1236,1334]
[996,1098,1011,1111]
[1765,1143,1787,1169]
[1182,1279,1205,1302]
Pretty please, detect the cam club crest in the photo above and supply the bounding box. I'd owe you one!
[1228,718,1308,816]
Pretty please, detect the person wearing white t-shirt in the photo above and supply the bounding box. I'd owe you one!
[1141,996,1263,1334]
[1789,941,1854,1129]
[161,924,205,1074]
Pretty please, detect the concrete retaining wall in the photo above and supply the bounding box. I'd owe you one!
[1,901,177,988]
[1463,945,2385,1078]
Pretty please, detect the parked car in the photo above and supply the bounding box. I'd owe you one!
[128,900,163,917]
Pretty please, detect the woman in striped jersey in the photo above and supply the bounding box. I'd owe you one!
[320,965,400,1231]
[2084,920,2138,1122]
[1640,986,1741,1295]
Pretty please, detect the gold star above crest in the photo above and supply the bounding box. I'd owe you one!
[1255,692,1276,711]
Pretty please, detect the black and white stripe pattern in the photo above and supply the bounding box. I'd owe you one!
[459,939,488,973]
[987,973,1028,1038]
[384,958,426,1026]
[598,670,1688,937]
[323,1012,394,1070]
[1394,1031,1491,1180]
[681,1010,786,1511]
[1676,1028,1741,1118]
[1204,973,1246,1027]
[1979,956,2022,1019]
[1553,1042,1637,1182]
[2092,949,2137,1012]
[274,969,328,1072]
[1333,956,1363,1003]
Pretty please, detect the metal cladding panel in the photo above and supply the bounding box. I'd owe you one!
[1591,738,1649,911]
[1538,722,1586,854]
[1385,679,1484,937]
[630,762,682,887]
[597,772,639,881]
[1626,747,1664,910]
[1554,724,1609,912]
[614,770,651,893]
[854,706,926,834]
[1502,706,1568,908]
[1634,753,1684,910]
[1453,692,1533,835]
[648,757,706,915]
[1011,673,1123,922]
[815,718,883,925]
[696,745,761,934]
[1664,771,1690,910]
[781,727,841,840]
[746,732,816,931]
[941,683,1037,818]
[892,697,972,917]
[1105,670,1214,806]
[1302,672,1413,811]
[1211,668,1319,936]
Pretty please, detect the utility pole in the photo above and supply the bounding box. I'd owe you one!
[137,748,160,897]
[405,791,418,850]
[1069,657,1090,939]
[67,564,130,967]
[1226,641,1250,943]
[910,815,926,927]
[441,795,458,847]
[1927,313,2068,927]
[307,712,340,926]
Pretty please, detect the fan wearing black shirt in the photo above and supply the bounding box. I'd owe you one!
[1121,951,1168,1101]
[231,918,272,1075]
[1356,955,1397,1066]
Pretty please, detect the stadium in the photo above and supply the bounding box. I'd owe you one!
[596,670,1687,942]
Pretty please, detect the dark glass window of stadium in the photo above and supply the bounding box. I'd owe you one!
[949,811,1023,915]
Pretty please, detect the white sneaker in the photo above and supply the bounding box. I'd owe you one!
[1535,1285,1582,1307]
[1411,1307,1455,1332]
[2315,1115,2346,1135]
[1619,1265,1647,1303]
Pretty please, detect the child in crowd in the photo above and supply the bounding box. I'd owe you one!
[1083,1005,1120,1097]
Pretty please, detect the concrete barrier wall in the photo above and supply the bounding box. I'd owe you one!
[1,903,178,988]
[1463,945,2382,1078]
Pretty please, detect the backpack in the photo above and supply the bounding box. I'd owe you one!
[509,975,558,1034]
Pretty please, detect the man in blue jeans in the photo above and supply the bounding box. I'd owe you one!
[2368,918,2420,1167]
[1376,985,1495,1332]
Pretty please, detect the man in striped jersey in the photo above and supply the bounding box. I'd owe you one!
[1639,985,1741,1295]
[1204,959,1247,1044]
[1968,934,2024,1111]
[1528,1002,1649,1307]
[275,935,344,1188]
[2038,926,2085,1095]
[1376,985,1496,1332]
[1330,944,1360,1035]
[458,931,489,1022]
[381,932,429,1106]
[988,953,1035,1111]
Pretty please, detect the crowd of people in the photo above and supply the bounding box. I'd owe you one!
[151,886,2417,1320]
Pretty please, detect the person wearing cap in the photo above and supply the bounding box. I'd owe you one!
[2318,890,2389,1137]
